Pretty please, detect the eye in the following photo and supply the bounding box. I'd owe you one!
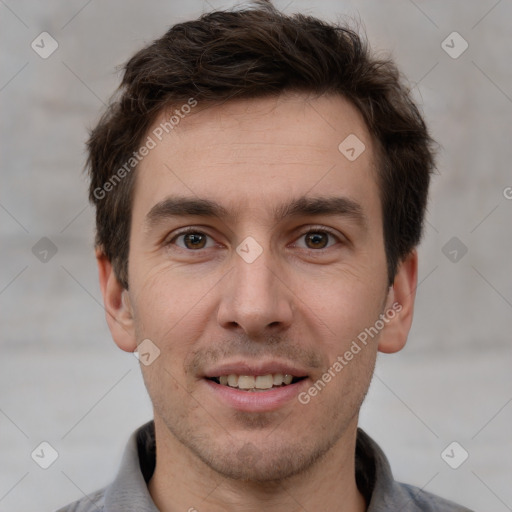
[166,226,342,253]
[168,229,216,250]
[294,228,340,250]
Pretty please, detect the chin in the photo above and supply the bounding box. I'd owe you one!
[190,435,333,483]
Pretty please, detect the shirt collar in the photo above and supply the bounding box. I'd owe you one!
[103,421,158,512]
[104,421,411,511]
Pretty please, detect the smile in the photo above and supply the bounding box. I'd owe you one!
[207,373,306,391]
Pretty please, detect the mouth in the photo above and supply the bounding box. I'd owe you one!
[202,362,310,412]
[206,373,307,391]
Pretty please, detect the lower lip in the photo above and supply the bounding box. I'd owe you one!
[203,378,308,412]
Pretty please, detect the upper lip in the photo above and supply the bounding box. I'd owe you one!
[202,360,309,378]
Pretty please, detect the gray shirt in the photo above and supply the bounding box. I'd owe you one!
[57,421,473,512]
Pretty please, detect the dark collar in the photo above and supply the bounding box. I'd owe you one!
[134,421,377,504]
[103,420,471,511]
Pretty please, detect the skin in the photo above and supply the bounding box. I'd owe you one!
[97,92,417,512]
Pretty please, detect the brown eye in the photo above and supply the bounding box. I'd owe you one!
[305,232,329,249]
[295,229,339,251]
[183,232,207,249]
[169,230,215,250]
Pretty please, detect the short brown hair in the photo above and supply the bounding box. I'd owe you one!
[87,0,436,289]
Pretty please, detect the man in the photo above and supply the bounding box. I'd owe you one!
[58,1,473,510]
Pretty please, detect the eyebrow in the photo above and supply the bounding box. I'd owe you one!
[145,195,367,231]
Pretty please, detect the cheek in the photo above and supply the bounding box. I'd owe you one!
[134,279,201,404]
[131,264,214,336]
[302,271,387,347]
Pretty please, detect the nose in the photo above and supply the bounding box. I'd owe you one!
[217,248,294,339]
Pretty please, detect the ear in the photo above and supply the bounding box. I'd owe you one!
[96,248,137,352]
[378,249,418,354]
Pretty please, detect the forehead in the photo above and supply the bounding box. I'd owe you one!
[132,92,381,227]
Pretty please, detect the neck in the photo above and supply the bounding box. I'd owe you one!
[148,416,367,512]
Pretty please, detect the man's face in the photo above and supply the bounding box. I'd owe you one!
[124,93,392,480]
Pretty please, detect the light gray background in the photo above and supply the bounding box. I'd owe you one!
[1,0,511,511]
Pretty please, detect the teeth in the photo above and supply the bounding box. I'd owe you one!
[255,375,273,389]
[238,375,255,389]
[216,373,298,390]
[273,373,284,385]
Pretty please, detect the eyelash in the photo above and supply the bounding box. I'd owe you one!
[166,226,342,252]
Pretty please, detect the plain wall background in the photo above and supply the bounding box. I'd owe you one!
[1,0,511,510]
